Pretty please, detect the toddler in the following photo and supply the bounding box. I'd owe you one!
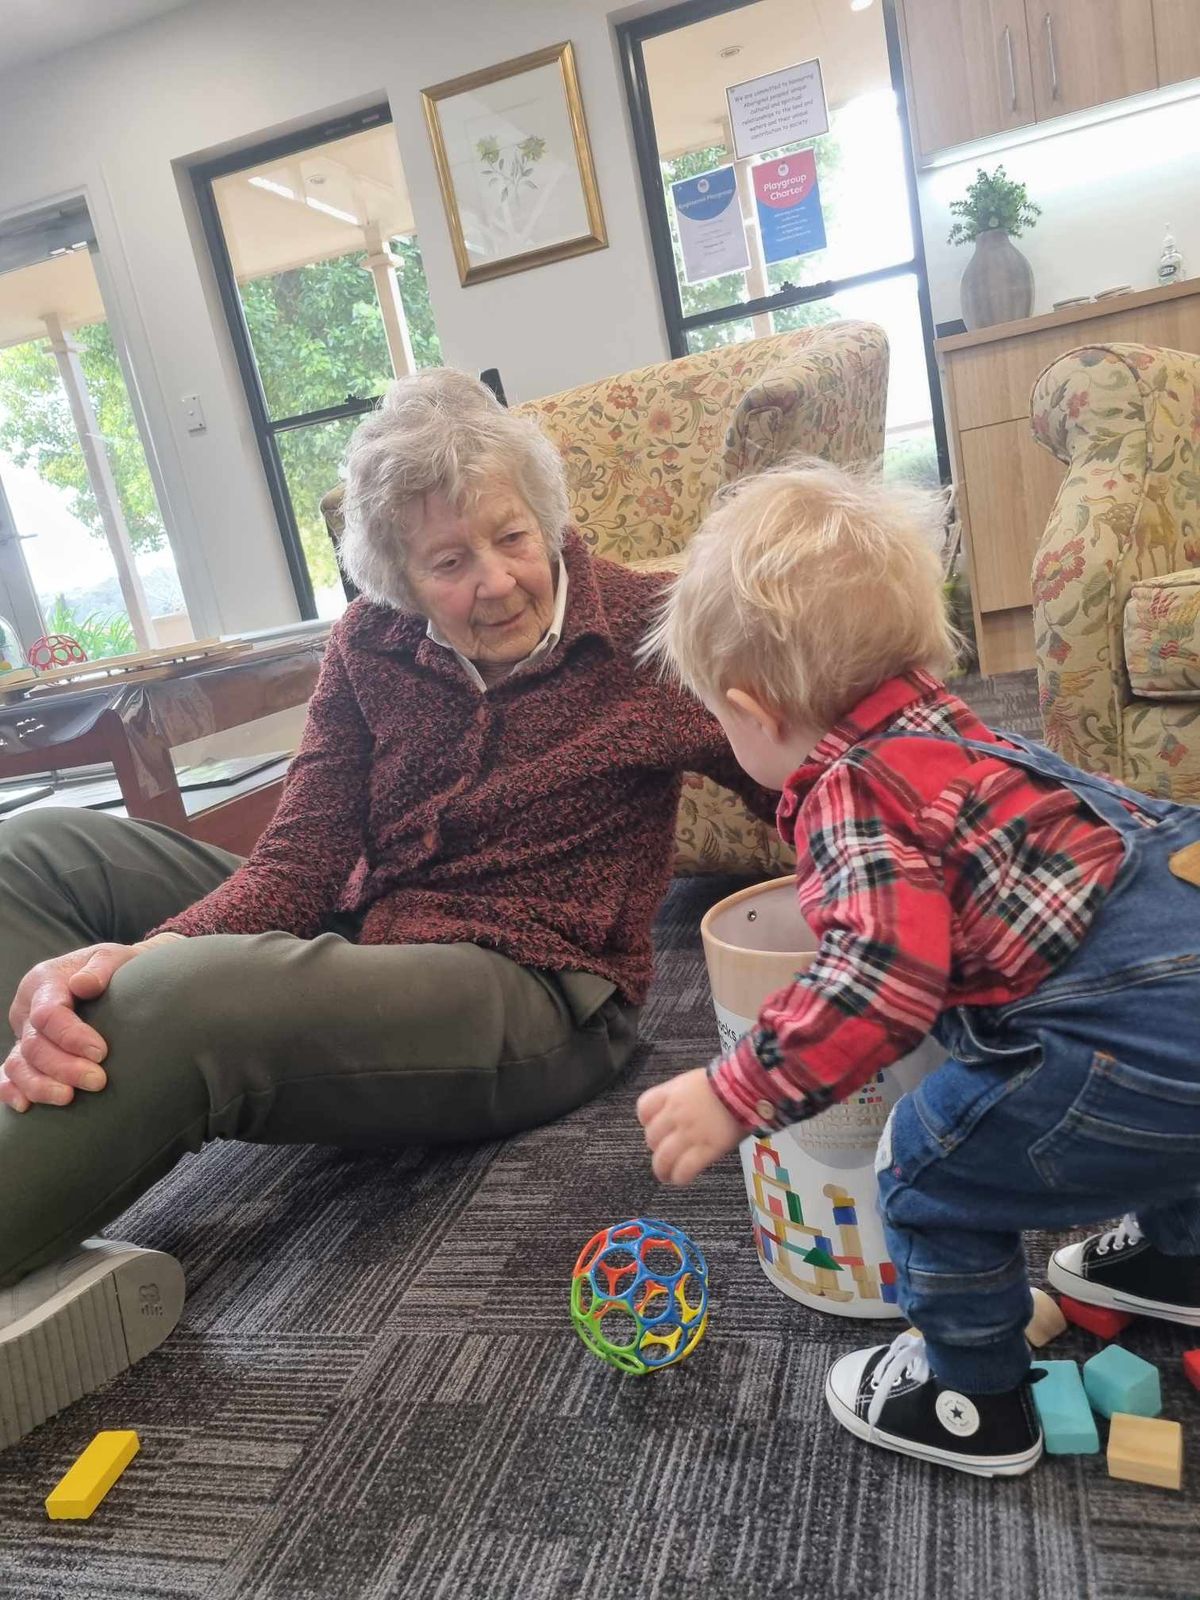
[637,460,1200,1477]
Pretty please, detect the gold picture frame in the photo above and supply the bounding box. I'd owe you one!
[421,41,608,287]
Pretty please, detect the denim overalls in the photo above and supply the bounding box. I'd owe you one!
[874,730,1200,1393]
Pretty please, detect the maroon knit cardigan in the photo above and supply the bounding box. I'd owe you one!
[156,532,775,1003]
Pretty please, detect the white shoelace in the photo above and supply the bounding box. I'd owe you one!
[866,1330,929,1430]
[1096,1214,1143,1256]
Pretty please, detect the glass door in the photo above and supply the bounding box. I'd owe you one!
[0,200,190,661]
[194,106,443,620]
[619,0,946,487]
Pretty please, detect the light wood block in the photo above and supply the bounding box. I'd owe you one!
[1026,1287,1068,1348]
[45,1430,140,1520]
[1107,1413,1183,1490]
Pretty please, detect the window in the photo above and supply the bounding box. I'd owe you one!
[194,107,442,620]
[620,0,947,488]
[0,200,188,660]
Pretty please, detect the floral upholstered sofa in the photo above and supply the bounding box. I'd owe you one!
[323,320,890,871]
[1031,342,1200,802]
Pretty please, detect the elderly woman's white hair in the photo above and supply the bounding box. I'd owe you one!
[338,368,571,613]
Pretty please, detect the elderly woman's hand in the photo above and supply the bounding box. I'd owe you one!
[1,934,182,1113]
[637,1067,744,1185]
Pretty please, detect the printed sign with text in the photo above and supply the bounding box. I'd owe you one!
[726,59,828,162]
[671,165,750,285]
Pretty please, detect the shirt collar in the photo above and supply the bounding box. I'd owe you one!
[777,668,947,827]
[425,562,570,692]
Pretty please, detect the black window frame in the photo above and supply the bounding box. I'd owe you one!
[191,103,396,618]
[615,0,949,482]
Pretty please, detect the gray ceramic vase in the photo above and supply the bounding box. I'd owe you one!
[960,228,1034,329]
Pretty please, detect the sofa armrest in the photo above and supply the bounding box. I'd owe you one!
[1030,342,1200,776]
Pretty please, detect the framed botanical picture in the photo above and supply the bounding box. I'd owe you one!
[421,41,608,286]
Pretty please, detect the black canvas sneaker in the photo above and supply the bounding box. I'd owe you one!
[1049,1215,1200,1326]
[0,1239,184,1452]
[825,1331,1043,1477]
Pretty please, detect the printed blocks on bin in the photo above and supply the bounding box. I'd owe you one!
[571,1218,709,1375]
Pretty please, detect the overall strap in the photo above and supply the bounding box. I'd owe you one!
[868,728,1171,832]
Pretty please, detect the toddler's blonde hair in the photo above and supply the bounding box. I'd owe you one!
[642,459,957,730]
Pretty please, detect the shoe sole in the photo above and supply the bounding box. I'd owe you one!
[1047,1257,1200,1327]
[824,1372,1043,1478]
[0,1250,184,1452]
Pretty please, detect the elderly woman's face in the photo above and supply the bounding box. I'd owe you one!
[406,483,556,667]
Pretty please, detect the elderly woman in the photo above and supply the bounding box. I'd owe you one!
[0,369,773,1449]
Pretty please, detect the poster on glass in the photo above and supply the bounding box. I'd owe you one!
[421,42,608,286]
[671,166,750,285]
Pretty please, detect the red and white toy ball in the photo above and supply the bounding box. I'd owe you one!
[28,633,88,672]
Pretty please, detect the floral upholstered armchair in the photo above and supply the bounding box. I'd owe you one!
[323,320,890,871]
[1031,343,1200,802]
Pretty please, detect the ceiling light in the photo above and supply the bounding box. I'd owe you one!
[306,196,359,225]
[850,0,874,10]
[249,175,295,200]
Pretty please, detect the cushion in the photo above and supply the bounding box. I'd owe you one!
[1124,571,1200,698]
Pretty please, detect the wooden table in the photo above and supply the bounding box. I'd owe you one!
[0,635,326,855]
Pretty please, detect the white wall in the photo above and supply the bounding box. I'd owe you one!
[0,0,669,635]
[918,93,1200,326]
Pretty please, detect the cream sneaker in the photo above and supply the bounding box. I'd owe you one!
[0,1239,184,1451]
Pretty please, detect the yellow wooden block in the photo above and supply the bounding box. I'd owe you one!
[1107,1412,1183,1491]
[1026,1287,1068,1348]
[45,1430,140,1520]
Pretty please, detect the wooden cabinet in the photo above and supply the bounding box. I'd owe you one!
[958,420,1068,612]
[1153,0,1200,86]
[937,279,1200,675]
[899,0,1193,160]
[1026,0,1157,119]
[900,0,1035,157]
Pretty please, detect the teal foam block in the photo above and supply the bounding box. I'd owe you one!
[1032,1361,1101,1454]
[1082,1344,1162,1420]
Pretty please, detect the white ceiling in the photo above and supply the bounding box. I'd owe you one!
[0,0,198,76]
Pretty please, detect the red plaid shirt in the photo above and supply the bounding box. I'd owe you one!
[710,670,1127,1135]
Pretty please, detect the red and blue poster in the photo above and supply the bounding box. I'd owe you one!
[752,151,826,265]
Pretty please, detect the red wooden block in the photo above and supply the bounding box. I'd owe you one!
[1183,1350,1200,1391]
[1059,1295,1135,1340]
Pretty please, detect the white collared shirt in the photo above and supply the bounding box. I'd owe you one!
[426,565,570,693]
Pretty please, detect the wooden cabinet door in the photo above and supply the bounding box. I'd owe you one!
[1026,0,1157,119]
[959,420,1066,614]
[1153,0,1200,86]
[900,0,1035,157]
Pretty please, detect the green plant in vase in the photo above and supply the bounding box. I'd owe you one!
[948,166,1041,331]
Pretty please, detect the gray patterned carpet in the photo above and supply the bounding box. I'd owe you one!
[2,672,1198,1599]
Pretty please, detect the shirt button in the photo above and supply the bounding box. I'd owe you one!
[755,1099,775,1125]
[421,829,436,850]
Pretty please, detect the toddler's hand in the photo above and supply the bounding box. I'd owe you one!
[637,1068,745,1185]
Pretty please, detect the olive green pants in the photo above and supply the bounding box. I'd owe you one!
[0,808,638,1288]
